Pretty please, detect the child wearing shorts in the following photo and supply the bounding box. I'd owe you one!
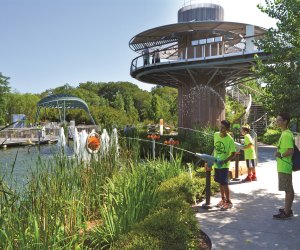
[241,124,257,182]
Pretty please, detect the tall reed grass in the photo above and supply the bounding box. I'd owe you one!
[0,140,184,249]
[89,157,183,249]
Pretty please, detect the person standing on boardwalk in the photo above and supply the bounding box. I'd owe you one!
[241,124,257,182]
[211,120,236,210]
[273,112,294,219]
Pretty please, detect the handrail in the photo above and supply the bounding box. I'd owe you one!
[251,112,268,125]
[130,38,264,74]
[244,94,252,123]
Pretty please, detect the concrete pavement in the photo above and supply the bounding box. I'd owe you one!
[196,143,300,249]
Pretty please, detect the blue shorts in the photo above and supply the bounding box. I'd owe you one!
[214,168,229,185]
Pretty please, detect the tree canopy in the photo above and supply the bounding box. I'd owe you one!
[255,0,300,118]
[0,79,179,128]
[0,73,11,125]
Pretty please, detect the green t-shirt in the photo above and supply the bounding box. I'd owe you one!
[244,134,256,160]
[277,129,294,174]
[213,132,236,169]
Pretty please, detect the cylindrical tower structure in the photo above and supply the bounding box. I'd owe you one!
[177,3,226,127]
[178,3,224,22]
[129,2,267,128]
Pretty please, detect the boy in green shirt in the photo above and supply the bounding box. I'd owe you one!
[273,112,294,219]
[209,120,236,210]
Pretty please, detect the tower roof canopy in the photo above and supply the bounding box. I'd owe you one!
[129,21,267,52]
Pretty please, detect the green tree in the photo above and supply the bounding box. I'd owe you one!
[255,0,300,119]
[112,91,125,112]
[0,73,11,125]
[151,86,178,125]
[6,93,40,124]
[124,94,139,124]
[148,94,161,122]
[91,106,128,129]
[97,82,151,120]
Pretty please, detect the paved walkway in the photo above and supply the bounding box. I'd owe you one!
[196,143,300,249]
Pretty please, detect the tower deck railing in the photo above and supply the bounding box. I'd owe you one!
[130,38,263,74]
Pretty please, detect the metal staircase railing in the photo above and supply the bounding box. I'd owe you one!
[227,86,267,135]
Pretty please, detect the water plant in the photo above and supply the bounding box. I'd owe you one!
[0,128,214,249]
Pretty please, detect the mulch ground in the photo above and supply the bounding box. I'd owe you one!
[198,230,211,250]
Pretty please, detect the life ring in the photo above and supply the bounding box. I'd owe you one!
[86,132,101,154]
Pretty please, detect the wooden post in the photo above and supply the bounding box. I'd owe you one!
[232,152,240,181]
[201,163,213,209]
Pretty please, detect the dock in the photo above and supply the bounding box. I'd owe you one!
[0,125,98,149]
[0,136,58,148]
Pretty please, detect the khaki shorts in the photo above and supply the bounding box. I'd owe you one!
[278,172,293,192]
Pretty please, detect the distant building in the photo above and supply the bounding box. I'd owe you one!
[11,114,26,128]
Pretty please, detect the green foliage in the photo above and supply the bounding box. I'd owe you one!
[239,81,266,104]
[92,106,128,128]
[2,79,179,126]
[112,232,162,250]
[156,170,219,206]
[225,95,245,124]
[255,0,300,118]
[6,93,40,124]
[152,86,178,125]
[89,159,183,249]
[112,172,204,250]
[134,204,199,250]
[156,172,199,204]
[258,128,281,145]
[0,150,124,249]
[178,126,215,163]
[0,73,11,125]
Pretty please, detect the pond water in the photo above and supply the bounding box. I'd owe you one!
[0,143,74,187]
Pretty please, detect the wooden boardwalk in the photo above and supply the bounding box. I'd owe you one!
[0,125,98,149]
[0,135,58,148]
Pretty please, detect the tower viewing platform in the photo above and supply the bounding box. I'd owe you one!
[129,2,269,128]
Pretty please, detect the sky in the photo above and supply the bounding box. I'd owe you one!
[0,0,277,94]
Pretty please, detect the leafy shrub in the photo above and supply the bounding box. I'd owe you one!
[112,198,199,250]
[259,129,281,145]
[112,172,218,249]
[156,171,219,205]
[111,231,162,249]
[156,172,199,204]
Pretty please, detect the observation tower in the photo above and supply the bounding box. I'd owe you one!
[129,1,268,128]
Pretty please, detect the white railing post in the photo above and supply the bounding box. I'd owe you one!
[185,47,188,60]
[152,138,155,160]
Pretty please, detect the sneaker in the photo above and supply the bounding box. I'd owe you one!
[242,176,252,182]
[220,201,233,211]
[251,175,257,181]
[215,199,225,208]
[278,208,293,216]
[273,210,292,220]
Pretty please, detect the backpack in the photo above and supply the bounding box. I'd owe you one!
[292,144,300,171]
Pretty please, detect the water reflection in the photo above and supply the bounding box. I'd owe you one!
[0,143,74,186]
